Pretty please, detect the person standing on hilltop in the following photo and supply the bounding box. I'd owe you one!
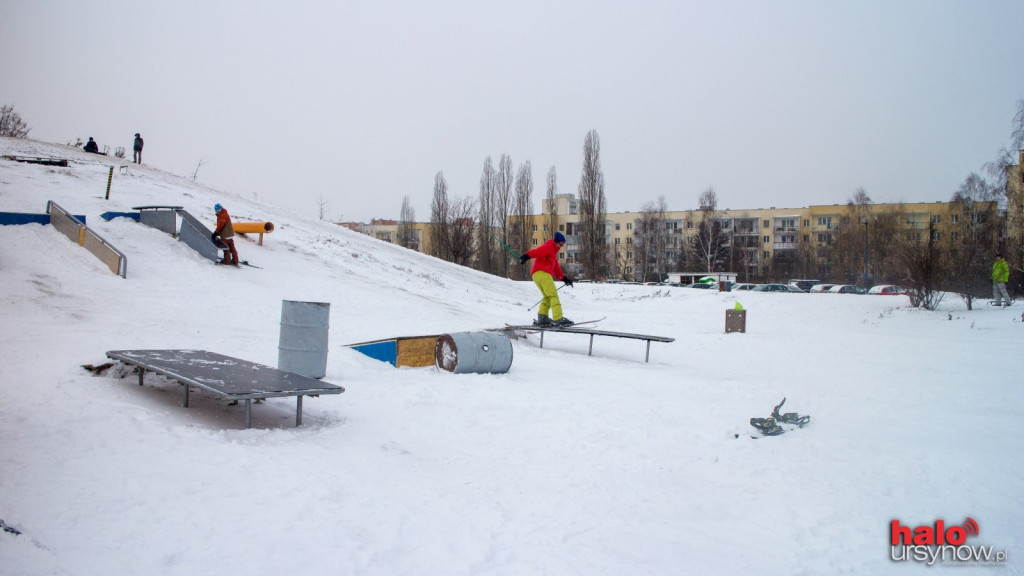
[133,133,144,164]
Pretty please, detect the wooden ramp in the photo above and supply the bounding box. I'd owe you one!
[346,335,441,368]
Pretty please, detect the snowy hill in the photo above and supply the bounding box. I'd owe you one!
[1,137,1021,575]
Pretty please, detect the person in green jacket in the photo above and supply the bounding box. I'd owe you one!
[992,253,1011,307]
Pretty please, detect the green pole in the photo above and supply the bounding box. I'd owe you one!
[487,230,521,260]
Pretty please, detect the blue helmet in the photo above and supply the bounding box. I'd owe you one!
[554,232,566,243]
[214,203,223,212]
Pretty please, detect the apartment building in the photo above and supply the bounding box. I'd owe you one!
[343,181,1012,282]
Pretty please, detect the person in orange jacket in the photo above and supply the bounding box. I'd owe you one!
[212,203,239,266]
[520,231,574,326]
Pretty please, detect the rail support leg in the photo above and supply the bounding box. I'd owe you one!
[296,395,303,426]
[245,399,252,429]
[183,384,190,407]
[539,331,545,349]
[588,334,594,356]
[645,340,651,363]
[138,368,144,386]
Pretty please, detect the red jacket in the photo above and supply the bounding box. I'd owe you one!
[526,239,565,280]
[214,209,234,239]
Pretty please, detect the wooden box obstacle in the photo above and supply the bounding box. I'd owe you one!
[725,309,747,333]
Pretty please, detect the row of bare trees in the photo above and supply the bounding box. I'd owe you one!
[425,131,608,280]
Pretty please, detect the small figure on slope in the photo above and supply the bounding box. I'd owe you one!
[519,231,574,327]
[212,203,239,266]
[133,133,144,164]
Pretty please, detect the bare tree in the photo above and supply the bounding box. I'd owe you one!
[545,166,559,239]
[635,197,669,282]
[0,104,31,138]
[476,157,499,274]
[447,196,478,266]
[317,195,330,221]
[942,173,1001,309]
[398,195,418,250]
[428,172,451,260]
[192,157,209,182]
[689,187,728,273]
[828,188,874,286]
[896,221,946,310]
[577,130,608,279]
[1012,96,1024,152]
[511,160,534,279]
[495,154,514,277]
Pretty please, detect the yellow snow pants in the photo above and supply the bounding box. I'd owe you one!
[532,271,563,320]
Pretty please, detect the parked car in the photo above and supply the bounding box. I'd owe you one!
[828,284,865,294]
[868,284,908,295]
[788,279,822,292]
[688,282,717,289]
[752,283,803,293]
[731,283,758,291]
[808,284,836,293]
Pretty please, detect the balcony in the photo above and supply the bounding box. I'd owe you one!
[773,242,799,250]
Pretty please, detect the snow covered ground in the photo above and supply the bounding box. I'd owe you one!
[1,137,1021,575]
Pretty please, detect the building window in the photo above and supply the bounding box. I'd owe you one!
[686,221,693,229]
[951,214,959,224]
[626,252,633,260]
[931,231,941,241]
[532,224,538,232]
[615,223,621,231]
[763,220,770,228]
[614,237,621,245]
[626,223,633,230]
[763,235,770,243]
[932,215,941,224]
[626,237,633,245]
[951,232,959,242]
[543,224,548,232]
[764,251,770,259]
[817,217,832,228]
[804,219,810,227]
[532,238,538,246]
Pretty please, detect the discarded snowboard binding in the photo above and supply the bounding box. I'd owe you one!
[746,397,811,438]
[771,397,810,428]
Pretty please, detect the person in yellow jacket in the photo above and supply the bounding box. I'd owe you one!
[520,232,574,326]
[992,253,1010,307]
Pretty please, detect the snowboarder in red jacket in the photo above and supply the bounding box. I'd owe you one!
[520,232,574,326]
[212,203,239,266]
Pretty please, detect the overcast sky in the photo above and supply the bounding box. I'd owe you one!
[4,0,1023,222]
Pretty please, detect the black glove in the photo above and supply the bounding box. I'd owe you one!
[519,254,529,265]
[211,232,219,241]
[563,276,574,287]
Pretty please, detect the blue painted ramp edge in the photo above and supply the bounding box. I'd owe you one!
[349,341,398,366]
[0,213,87,225]
[100,211,141,222]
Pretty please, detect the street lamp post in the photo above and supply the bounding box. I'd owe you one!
[862,217,870,293]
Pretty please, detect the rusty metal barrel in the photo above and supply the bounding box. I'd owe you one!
[434,332,513,374]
